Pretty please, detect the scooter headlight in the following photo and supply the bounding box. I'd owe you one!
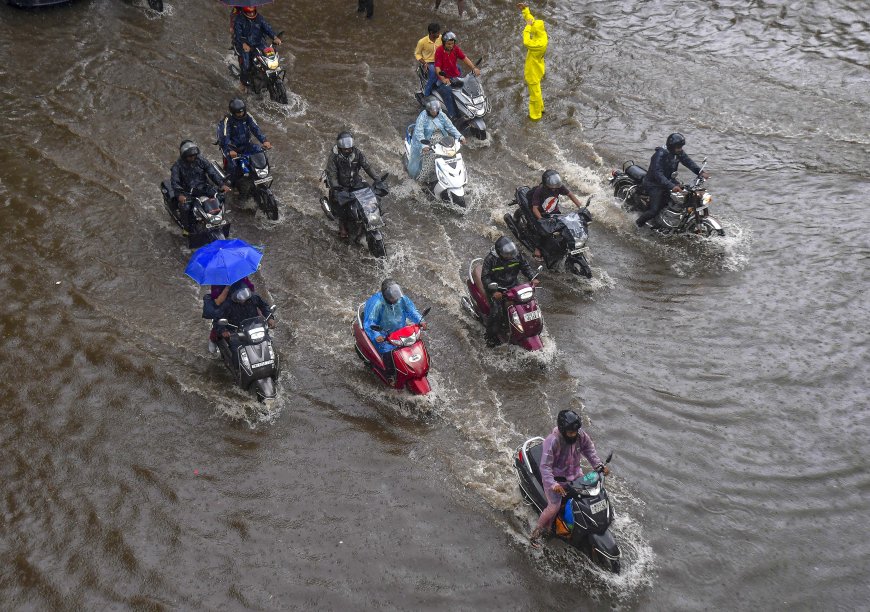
[702,193,712,205]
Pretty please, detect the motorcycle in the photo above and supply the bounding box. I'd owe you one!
[505,187,594,278]
[403,128,468,208]
[215,307,280,402]
[609,158,724,237]
[231,33,288,104]
[220,148,280,221]
[515,438,621,573]
[159,180,231,249]
[415,62,490,140]
[319,174,390,258]
[352,305,432,395]
[461,258,544,351]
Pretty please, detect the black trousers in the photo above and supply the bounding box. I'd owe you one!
[381,350,395,377]
[485,294,504,339]
[636,187,669,226]
[358,0,373,17]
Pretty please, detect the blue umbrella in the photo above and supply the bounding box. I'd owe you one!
[218,0,274,6]
[185,239,263,286]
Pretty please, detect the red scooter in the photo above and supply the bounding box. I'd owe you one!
[461,258,544,351]
[352,304,432,395]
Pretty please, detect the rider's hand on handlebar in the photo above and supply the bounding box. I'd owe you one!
[602,465,610,476]
[493,291,504,300]
[177,194,187,204]
[221,185,232,193]
[267,319,276,328]
[700,171,711,180]
[222,331,231,339]
[459,136,467,145]
[229,150,239,159]
[671,184,684,193]
[376,335,385,343]
[472,67,481,77]
[263,141,273,150]
[552,483,566,496]
[420,321,428,330]
[273,37,282,45]
[531,279,540,287]
[242,43,251,52]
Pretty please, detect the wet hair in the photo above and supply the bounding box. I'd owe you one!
[428,22,440,35]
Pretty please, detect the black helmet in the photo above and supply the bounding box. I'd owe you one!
[381,278,403,305]
[229,98,247,115]
[336,131,354,156]
[495,236,518,260]
[542,169,562,189]
[232,286,252,304]
[179,140,200,158]
[666,132,686,153]
[424,97,442,116]
[557,409,582,438]
[442,31,457,43]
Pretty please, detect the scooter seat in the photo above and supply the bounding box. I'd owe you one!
[472,262,486,296]
[526,441,544,484]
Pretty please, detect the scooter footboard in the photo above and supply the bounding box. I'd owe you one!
[588,530,621,560]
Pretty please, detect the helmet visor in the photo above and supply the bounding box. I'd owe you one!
[425,99,441,114]
[337,135,354,150]
[497,241,518,260]
[232,287,252,303]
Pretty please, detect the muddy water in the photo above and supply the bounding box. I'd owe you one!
[1,0,868,609]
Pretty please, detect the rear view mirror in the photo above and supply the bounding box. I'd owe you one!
[370,324,382,332]
[605,451,614,464]
[270,305,278,312]
[217,319,228,327]
[420,139,431,146]
[421,307,432,317]
[487,282,498,291]
[536,266,544,272]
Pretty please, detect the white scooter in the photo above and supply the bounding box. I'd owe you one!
[403,125,468,208]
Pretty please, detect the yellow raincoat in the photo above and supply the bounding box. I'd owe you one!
[522,6,548,120]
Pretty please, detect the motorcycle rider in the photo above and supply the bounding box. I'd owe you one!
[363,279,427,384]
[170,140,231,232]
[325,131,383,239]
[635,132,710,228]
[414,23,442,97]
[407,98,465,180]
[529,409,610,549]
[529,170,586,261]
[433,32,481,120]
[218,98,273,184]
[233,6,282,90]
[481,236,538,347]
[214,285,275,368]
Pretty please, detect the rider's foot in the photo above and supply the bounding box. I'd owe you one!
[533,248,544,262]
[635,218,647,228]
[529,527,544,549]
[485,334,502,348]
[208,340,218,355]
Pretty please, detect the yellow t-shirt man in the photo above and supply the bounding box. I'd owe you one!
[414,34,442,63]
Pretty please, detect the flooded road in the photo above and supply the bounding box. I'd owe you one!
[1,0,868,608]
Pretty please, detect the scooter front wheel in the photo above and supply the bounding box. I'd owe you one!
[448,193,466,208]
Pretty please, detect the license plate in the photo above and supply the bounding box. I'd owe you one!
[570,247,588,255]
[523,310,541,322]
[252,359,274,368]
[590,499,607,514]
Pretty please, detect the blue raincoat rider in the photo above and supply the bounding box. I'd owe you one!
[363,279,426,382]
[407,97,464,180]
[233,6,281,88]
[217,98,272,182]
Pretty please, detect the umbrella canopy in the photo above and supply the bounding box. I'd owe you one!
[184,239,263,286]
[218,0,274,7]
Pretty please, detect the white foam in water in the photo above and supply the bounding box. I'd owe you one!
[142,2,174,19]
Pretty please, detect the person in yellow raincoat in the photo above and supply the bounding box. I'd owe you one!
[518,2,548,121]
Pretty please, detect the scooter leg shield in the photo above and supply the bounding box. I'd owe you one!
[406,377,431,395]
[518,336,544,352]
[588,530,621,560]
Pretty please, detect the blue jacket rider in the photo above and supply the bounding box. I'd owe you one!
[233,6,281,86]
[636,132,709,227]
[218,98,272,179]
[363,279,426,381]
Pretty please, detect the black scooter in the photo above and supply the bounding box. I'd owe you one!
[505,187,594,278]
[159,181,231,249]
[514,437,621,573]
[216,307,280,402]
[320,174,390,258]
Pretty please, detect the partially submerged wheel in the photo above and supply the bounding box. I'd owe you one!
[449,193,466,208]
[270,80,288,104]
[147,0,163,11]
[610,560,621,574]
[367,234,387,258]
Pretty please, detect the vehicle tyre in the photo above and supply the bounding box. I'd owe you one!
[610,560,621,574]
[148,0,163,10]
[367,233,387,258]
[503,213,518,236]
[571,257,592,279]
[263,190,279,220]
[270,79,288,104]
[698,219,725,237]
[449,193,466,208]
